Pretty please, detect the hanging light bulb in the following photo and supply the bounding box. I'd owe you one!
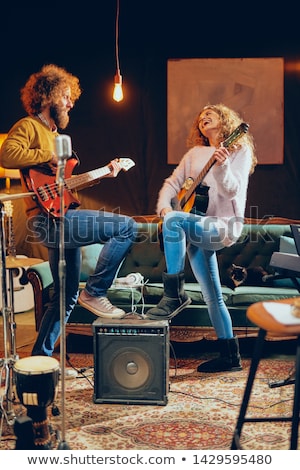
[113,70,123,102]
[113,0,123,102]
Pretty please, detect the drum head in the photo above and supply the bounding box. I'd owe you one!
[14,356,60,375]
[14,356,60,408]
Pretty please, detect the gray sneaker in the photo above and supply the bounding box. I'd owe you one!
[78,290,126,319]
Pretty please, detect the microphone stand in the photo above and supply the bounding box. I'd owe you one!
[55,135,72,450]
[0,199,15,426]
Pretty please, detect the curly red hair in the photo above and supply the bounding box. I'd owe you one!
[20,64,82,115]
[186,103,257,174]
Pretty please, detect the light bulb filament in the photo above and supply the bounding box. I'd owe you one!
[113,73,123,102]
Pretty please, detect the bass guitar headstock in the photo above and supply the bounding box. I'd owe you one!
[116,157,135,172]
[111,157,136,173]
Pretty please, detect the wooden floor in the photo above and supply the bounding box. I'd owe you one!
[0,309,37,355]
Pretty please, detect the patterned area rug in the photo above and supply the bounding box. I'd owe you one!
[0,353,297,450]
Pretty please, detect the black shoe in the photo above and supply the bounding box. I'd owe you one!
[197,356,242,373]
[145,271,191,320]
[146,295,191,320]
[197,337,242,373]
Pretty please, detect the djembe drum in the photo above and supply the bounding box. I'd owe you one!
[13,356,60,449]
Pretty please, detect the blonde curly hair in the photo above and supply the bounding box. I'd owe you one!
[186,103,257,174]
[20,64,82,115]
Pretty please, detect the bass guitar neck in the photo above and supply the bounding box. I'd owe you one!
[25,156,135,217]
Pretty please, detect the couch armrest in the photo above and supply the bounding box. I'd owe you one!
[27,261,53,331]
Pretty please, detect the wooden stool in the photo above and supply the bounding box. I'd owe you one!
[231,297,300,450]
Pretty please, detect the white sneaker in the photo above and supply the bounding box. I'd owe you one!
[78,290,126,319]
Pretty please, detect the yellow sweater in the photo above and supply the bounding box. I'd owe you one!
[0,116,59,216]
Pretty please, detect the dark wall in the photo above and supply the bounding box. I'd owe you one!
[1,2,300,220]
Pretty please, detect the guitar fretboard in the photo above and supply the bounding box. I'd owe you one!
[65,165,112,191]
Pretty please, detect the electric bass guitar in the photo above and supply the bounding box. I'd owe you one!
[24,157,135,217]
[172,122,249,215]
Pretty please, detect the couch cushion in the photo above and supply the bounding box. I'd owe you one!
[80,244,103,282]
[107,287,142,304]
[142,282,299,309]
[143,283,234,305]
[230,286,299,305]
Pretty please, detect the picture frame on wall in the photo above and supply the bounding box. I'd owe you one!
[167,58,284,165]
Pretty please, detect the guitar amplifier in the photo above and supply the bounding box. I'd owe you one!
[93,317,169,405]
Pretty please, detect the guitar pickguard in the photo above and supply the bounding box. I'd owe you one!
[173,181,210,215]
[28,157,81,217]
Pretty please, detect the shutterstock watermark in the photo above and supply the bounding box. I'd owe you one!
[25,209,138,246]
[24,207,280,248]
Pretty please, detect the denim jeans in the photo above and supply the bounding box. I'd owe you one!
[29,209,138,356]
[162,211,233,339]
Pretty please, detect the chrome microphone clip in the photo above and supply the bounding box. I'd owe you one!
[55,135,72,159]
[55,135,72,185]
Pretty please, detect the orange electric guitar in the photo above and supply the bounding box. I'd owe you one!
[23,156,135,217]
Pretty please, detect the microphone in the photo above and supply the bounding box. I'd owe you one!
[55,135,72,159]
[55,135,72,185]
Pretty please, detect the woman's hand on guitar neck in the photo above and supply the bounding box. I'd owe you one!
[213,145,230,167]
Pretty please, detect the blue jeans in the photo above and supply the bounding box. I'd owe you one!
[29,210,138,356]
[162,211,233,339]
